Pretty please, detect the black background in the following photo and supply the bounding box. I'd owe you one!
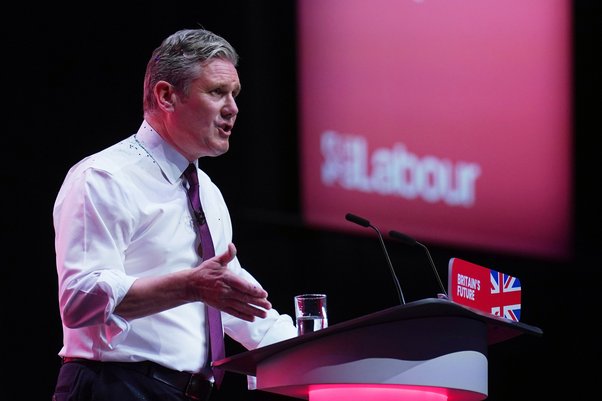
[5,1,600,400]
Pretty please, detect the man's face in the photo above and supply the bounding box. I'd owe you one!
[172,58,241,159]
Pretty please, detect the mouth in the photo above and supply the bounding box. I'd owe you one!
[217,123,233,136]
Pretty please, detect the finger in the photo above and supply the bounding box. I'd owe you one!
[239,288,271,309]
[224,302,269,322]
[244,295,271,310]
[219,279,271,309]
[225,274,268,298]
[213,243,237,266]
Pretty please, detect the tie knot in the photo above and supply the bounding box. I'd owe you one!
[183,163,198,187]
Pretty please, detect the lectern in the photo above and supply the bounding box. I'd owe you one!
[214,298,542,401]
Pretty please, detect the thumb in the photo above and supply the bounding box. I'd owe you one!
[214,243,237,266]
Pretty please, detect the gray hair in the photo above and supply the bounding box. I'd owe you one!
[143,29,239,114]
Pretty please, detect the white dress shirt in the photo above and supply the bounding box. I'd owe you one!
[53,121,296,377]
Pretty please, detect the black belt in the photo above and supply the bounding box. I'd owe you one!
[62,357,213,401]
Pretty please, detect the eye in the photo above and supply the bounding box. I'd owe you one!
[209,85,240,98]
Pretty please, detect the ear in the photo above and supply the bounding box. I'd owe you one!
[153,81,177,111]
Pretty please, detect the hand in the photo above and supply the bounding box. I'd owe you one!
[189,243,272,322]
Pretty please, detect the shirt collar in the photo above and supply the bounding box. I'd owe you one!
[134,120,194,184]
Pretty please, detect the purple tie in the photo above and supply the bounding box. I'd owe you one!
[183,163,225,388]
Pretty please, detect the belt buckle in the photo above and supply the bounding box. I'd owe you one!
[185,373,213,401]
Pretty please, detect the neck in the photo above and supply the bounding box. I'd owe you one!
[144,114,197,162]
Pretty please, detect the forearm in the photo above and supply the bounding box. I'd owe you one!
[115,269,193,320]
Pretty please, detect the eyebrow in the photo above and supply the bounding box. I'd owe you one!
[216,81,241,96]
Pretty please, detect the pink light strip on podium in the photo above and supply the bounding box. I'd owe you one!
[309,384,449,401]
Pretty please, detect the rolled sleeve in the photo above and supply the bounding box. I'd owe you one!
[60,269,137,348]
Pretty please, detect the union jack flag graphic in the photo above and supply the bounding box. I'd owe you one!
[448,258,523,322]
[490,270,521,322]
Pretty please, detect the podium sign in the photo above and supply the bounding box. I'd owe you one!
[448,258,522,322]
[214,298,542,401]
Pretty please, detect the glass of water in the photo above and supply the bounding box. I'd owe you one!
[294,294,328,335]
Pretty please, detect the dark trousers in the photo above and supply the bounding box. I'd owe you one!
[52,360,213,401]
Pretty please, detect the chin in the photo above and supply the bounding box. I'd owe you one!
[211,144,229,157]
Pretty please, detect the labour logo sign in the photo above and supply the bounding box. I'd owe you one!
[448,258,521,322]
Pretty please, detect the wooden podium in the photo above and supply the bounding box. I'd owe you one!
[214,298,542,401]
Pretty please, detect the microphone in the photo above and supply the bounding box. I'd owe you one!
[345,213,406,305]
[194,210,206,225]
[388,230,448,299]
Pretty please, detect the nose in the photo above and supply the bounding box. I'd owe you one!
[222,94,239,120]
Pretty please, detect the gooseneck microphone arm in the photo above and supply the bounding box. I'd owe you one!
[389,230,448,298]
[345,213,406,305]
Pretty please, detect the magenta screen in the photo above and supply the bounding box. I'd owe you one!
[298,0,572,259]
